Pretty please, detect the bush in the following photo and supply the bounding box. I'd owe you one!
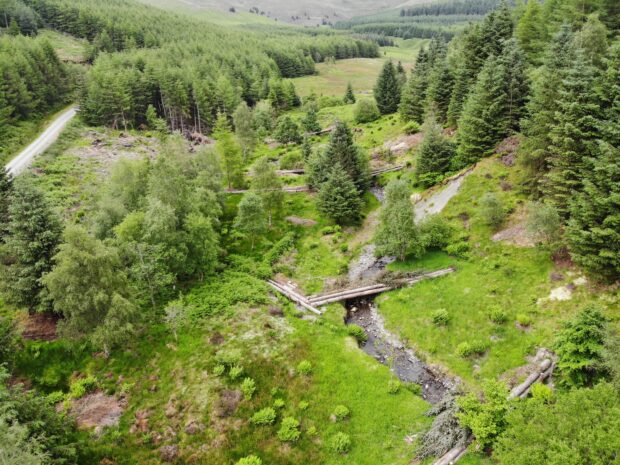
[241,378,256,400]
[277,417,301,442]
[530,383,554,404]
[332,405,350,421]
[432,309,450,326]
[354,99,380,124]
[279,151,304,170]
[420,215,455,250]
[68,376,97,399]
[298,400,309,410]
[273,398,285,409]
[307,425,318,436]
[488,306,508,324]
[388,379,401,394]
[329,432,352,453]
[297,360,312,375]
[229,365,244,381]
[516,314,532,327]
[525,201,561,245]
[236,455,262,465]
[456,340,489,358]
[479,193,505,229]
[445,241,470,258]
[347,324,368,343]
[251,407,277,425]
[405,382,422,396]
[274,115,301,144]
[340,243,349,253]
[404,121,421,134]
[213,364,226,376]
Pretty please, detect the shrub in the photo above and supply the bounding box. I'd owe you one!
[273,398,285,409]
[388,379,401,394]
[432,309,450,326]
[279,151,304,170]
[420,215,455,250]
[229,365,244,381]
[347,324,368,343]
[404,121,421,134]
[340,243,349,253]
[274,115,302,144]
[46,390,66,405]
[236,455,262,465]
[445,241,470,258]
[213,364,226,376]
[332,405,350,421]
[298,400,309,410]
[516,314,532,327]
[277,417,301,442]
[488,306,508,324]
[329,432,352,453]
[456,340,489,358]
[479,193,505,229]
[525,201,561,245]
[307,425,318,436]
[297,360,312,375]
[241,378,256,400]
[405,382,422,396]
[69,376,97,399]
[251,407,277,425]
[354,99,380,123]
[530,383,554,404]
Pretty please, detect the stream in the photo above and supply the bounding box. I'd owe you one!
[342,171,472,404]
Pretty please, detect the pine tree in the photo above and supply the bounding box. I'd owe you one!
[520,25,575,192]
[515,0,547,65]
[301,105,321,133]
[425,55,454,124]
[400,48,429,123]
[0,168,12,242]
[454,56,509,168]
[567,142,620,281]
[301,135,313,161]
[499,38,530,133]
[234,192,267,249]
[396,61,407,89]
[601,0,620,32]
[323,120,369,192]
[416,111,456,187]
[343,82,356,104]
[542,50,600,217]
[374,179,422,261]
[374,60,400,114]
[317,166,363,225]
[251,157,283,226]
[233,101,257,162]
[274,115,302,144]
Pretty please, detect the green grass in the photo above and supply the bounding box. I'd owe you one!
[38,29,88,62]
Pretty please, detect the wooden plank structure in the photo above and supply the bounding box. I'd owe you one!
[432,357,555,465]
[267,279,322,315]
[269,164,406,178]
[225,185,310,194]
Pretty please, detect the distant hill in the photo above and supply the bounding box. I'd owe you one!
[136,0,431,25]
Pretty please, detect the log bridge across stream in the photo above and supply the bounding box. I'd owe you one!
[268,267,456,315]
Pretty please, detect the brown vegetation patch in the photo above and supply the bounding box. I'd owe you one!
[20,312,59,341]
[285,216,317,227]
[71,392,125,432]
[492,222,535,247]
[375,133,423,157]
[495,135,521,166]
[213,390,242,418]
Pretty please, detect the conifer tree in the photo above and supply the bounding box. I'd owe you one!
[542,50,600,216]
[425,55,454,124]
[251,157,283,226]
[317,166,362,225]
[0,179,62,311]
[499,38,530,133]
[416,111,456,187]
[567,142,620,281]
[374,179,422,261]
[515,0,547,64]
[323,120,369,192]
[374,60,400,114]
[400,48,430,123]
[301,105,321,133]
[0,168,12,242]
[396,61,407,89]
[301,135,313,161]
[235,192,267,249]
[343,82,356,104]
[274,115,302,144]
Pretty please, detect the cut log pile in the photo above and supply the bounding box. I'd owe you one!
[225,185,310,194]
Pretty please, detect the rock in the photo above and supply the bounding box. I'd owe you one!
[159,445,179,462]
[550,272,564,282]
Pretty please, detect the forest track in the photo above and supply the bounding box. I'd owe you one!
[5,106,78,176]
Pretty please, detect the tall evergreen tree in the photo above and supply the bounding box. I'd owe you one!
[374,60,401,114]
[542,49,600,217]
[499,38,529,133]
[301,135,313,161]
[374,179,422,261]
[317,165,362,225]
[400,48,430,123]
[301,105,321,133]
[416,111,456,187]
[343,82,356,104]
[425,55,454,124]
[0,179,62,311]
[515,0,547,65]
[0,168,12,242]
[323,120,369,192]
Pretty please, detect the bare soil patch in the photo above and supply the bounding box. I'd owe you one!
[374,133,423,157]
[495,135,521,166]
[19,312,59,341]
[70,391,125,432]
[285,216,317,227]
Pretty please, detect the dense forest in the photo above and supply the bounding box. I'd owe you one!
[0,0,619,464]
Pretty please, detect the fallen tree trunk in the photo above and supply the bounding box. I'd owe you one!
[267,280,322,315]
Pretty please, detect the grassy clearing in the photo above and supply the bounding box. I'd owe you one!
[38,29,88,62]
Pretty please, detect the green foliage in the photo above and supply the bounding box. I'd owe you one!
[229,365,244,381]
[347,324,368,343]
[400,48,430,124]
[343,82,356,104]
[419,215,454,250]
[251,157,283,226]
[317,166,363,225]
[457,379,510,448]
[525,201,562,246]
[215,114,245,189]
[529,383,554,404]
[0,316,17,368]
[273,398,285,409]
[375,179,422,260]
[374,60,401,114]
[554,305,608,387]
[241,378,257,400]
[432,309,450,326]
[251,407,276,426]
[235,455,262,465]
[274,115,302,144]
[354,99,380,124]
[328,432,352,454]
[277,417,300,442]
[479,193,505,229]
[332,405,350,421]
[234,102,257,160]
[0,178,62,311]
[415,112,456,187]
[515,313,532,327]
[387,379,401,394]
[495,383,620,465]
[68,376,97,399]
[296,360,312,376]
[235,192,267,249]
[455,340,489,357]
[488,306,508,325]
[324,121,370,192]
[301,105,321,133]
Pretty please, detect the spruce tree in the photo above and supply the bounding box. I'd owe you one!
[515,0,547,65]
[499,38,529,133]
[343,82,356,104]
[542,49,600,217]
[453,56,509,168]
[274,115,302,144]
[374,60,400,114]
[400,48,430,123]
[567,142,620,281]
[301,135,313,162]
[374,179,422,261]
[317,166,362,225]
[301,105,321,133]
[0,179,62,311]
[323,120,369,192]
[416,111,456,187]
[425,55,454,124]
[0,168,12,242]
